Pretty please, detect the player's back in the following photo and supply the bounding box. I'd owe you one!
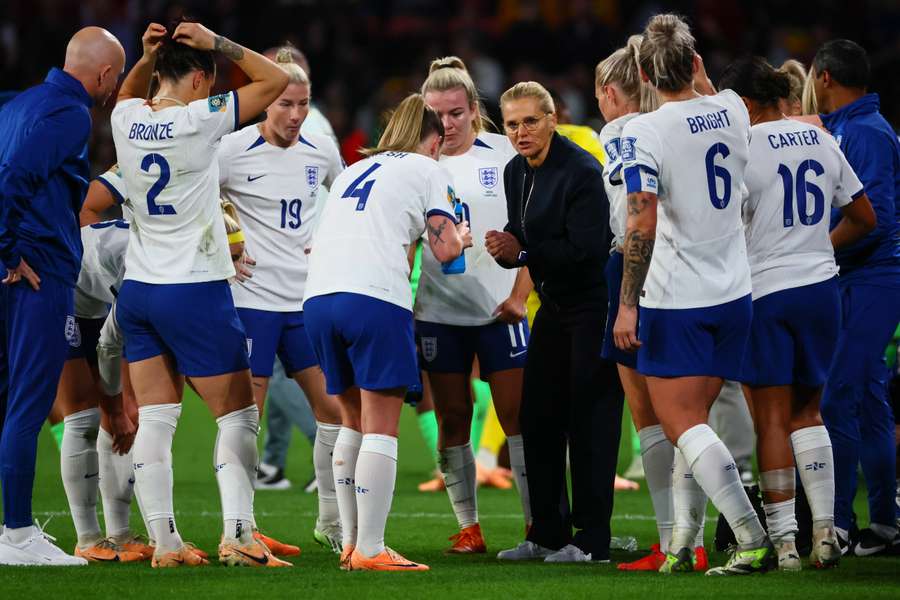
[76,219,129,318]
[743,119,864,299]
[622,90,751,309]
[305,151,453,311]
[110,92,239,284]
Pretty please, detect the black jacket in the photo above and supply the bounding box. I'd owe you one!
[501,132,611,308]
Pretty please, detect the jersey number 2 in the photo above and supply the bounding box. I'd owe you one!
[341,162,382,211]
[141,153,176,215]
[778,160,825,227]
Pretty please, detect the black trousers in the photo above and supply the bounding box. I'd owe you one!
[521,300,624,559]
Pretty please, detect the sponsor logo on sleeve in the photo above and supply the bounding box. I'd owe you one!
[208,93,229,113]
[620,136,637,162]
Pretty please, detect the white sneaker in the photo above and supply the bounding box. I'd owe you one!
[0,525,88,566]
[775,540,801,572]
[544,544,592,563]
[313,520,342,554]
[496,540,553,560]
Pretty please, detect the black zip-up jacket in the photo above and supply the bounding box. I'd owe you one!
[500,132,612,308]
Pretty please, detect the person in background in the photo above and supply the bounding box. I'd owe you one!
[813,39,900,556]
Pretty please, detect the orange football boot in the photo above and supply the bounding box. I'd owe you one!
[74,539,144,563]
[693,546,709,571]
[339,544,355,571]
[115,534,154,561]
[183,541,209,559]
[254,530,301,557]
[219,538,292,567]
[151,545,210,568]
[348,546,429,571]
[447,524,487,554]
[476,463,513,490]
[417,475,445,493]
[617,543,666,571]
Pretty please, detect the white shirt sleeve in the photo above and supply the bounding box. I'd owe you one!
[831,138,865,208]
[621,118,662,196]
[188,90,240,145]
[95,164,130,205]
[323,137,345,189]
[424,166,458,221]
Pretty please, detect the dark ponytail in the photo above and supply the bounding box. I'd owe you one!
[155,19,216,84]
[718,56,791,107]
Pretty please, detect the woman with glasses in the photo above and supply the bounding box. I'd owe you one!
[486,81,622,564]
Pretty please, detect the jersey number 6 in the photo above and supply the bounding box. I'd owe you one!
[141,153,177,216]
[705,143,732,209]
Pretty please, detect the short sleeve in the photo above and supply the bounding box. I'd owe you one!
[831,140,865,208]
[216,135,237,189]
[621,117,662,195]
[424,165,458,222]
[188,90,240,145]
[599,125,624,186]
[95,164,129,205]
[322,137,345,189]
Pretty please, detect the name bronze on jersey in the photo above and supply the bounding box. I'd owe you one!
[128,121,174,141]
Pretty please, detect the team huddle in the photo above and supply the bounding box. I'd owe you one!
[0,10,898,577]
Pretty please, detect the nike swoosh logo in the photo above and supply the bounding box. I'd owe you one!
[247,174,266,182]
[85,472,99,479]
[234,548,269,565]
[509,350,527,358]
[90,554,121,562]
[376,562,421,568]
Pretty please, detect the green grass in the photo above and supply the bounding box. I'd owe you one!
[3,390,897,598]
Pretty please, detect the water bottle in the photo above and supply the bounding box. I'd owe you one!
[441,198,466,275]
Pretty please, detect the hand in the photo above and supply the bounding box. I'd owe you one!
[3,258,41,291]
[106,411,137,455]
[171,21,217,51]
[485,230,522,264]
[141,23,166,59]
[613,304,641,352]
[493,296,527,324]
[457,221,473,249]
[233,250,256,283]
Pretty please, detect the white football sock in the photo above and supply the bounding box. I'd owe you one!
[355,434,398,558]
[333,427,362,548]
[61,407,102,547]
[133,403,182,553]
[507,434,532,526]
[760,467,797,543]
[314,422,341,526]
[695,513,706,548]
[679,424,767,549]
[97,427,134,539]
[670,448,707,551]
[439,442,478,529]
[638,425,675,553]
[791,426,835,529]
[215,405,258,543]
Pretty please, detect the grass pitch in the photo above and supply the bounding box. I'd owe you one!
[2,389,898,598]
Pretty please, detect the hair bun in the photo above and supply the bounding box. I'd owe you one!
[429,56,468,74]
[275,47,294,65]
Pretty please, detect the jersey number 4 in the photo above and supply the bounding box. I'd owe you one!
[341,163,381,211]
[778,160,825,227]
[141,153,177,215]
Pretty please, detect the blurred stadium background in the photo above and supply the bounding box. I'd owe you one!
[2,0,898,179]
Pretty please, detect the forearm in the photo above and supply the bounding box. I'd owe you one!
[98,390,125,418]
[118,54,156,102]
[510,266,534,302]
[620,228,654,307]
[830,220,871,250]
[215,35,278,84]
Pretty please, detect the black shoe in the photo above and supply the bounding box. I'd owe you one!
[255,465,292,490]
[852,528,892,557]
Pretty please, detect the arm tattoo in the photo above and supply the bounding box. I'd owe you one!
[627,194,651,216]
[214,36,244,61]
[620,230,654,308]
[427,220,447,244]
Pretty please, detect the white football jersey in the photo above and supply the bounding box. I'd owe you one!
[75,220,129,318]
[415,132,517,325]
[743,120,863,299]
[621,90,752,309]
[95,164,134,221]
[110,93,239,284]
[599,113,639,250]
[218,125,344,311]
[304,152,457,312]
